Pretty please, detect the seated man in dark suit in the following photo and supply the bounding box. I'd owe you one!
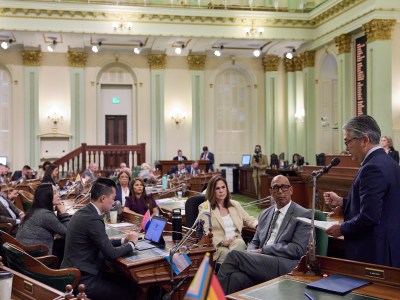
[0,190,25,236]
[11,165,35,183]
[173,149,187,161]
[168,162,186,177]
[185,160,199,176]
[217,175,311,294]
[61,178,139,300]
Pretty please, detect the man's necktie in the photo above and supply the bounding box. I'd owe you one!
[265,210,280,243]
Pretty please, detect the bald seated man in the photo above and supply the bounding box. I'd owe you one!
[217,175,311,295]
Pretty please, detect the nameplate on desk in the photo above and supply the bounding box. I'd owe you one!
[365,268,385,279]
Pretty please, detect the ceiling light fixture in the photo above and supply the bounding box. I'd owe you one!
[133,42,143,55]
[214,45,224,57]
[253,46,264,58]
[92,41,102,53]
[1,39,13,50]
[112,21,133,31]
[47,39,57,52]
[175,43,185,55]
[285,48,296,59]
[245,21,264,38]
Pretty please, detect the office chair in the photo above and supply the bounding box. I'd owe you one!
[185,195,206,227]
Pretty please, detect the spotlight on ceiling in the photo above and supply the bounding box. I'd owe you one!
[285,48,296,59]
[92,41,102,53]
[214,45,224,57]
[1,39,13,50]
[174,43,185,55]
[253,46,264,58]
[133,42,143,55]
[47,39,57,52]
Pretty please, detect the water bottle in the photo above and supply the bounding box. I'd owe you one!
[172,208,182,242]
[162,175,168,189]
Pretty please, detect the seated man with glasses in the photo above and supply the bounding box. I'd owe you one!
[217,175,311,295]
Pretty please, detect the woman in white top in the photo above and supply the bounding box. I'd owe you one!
[115,170,131,206]
[198,175,258,264]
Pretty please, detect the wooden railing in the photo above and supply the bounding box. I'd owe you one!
[53,143,146,177]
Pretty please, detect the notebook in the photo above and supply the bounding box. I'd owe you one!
[307,274,370,295]
[135,216,167,251]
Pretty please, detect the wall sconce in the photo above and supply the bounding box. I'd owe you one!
[295,109,305,123]
[48,112,64,132]
[245,21,264,38]
[170,111,186,125]
[112,21,132,31]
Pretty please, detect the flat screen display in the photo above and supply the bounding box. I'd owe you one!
[0,156,6,165]
[241,154,251,166]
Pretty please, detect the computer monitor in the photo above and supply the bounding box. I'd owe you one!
[0,156,6,165]
[241,154,251,166]
[144,216,167,244]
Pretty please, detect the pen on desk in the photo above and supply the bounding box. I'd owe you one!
[304,291,315,300]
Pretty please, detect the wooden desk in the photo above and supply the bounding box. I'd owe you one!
[159,160,209,175]
[0,264,65,300]
[239,167,256,198]
[325,154,360,168]
[227,255,400,300]
[188,174,213,192]
[119,211,215,300]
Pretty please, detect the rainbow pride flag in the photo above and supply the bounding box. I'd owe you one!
[184,253,225,300]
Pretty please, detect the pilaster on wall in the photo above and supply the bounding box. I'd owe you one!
[148,54,167,162]
[363,19,396,136]
[284,57,296,160]
[334,34,352,150]
[262,55,280,157]
[68,51,87,150]
[188,55,206,159]
[303,51,316,164]
[22,50,41,168]
[294,56,305,161]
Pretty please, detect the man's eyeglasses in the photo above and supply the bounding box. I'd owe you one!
[270,184,291,192]
[344,137,359,147]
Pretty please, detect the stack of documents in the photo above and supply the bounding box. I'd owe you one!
[297,217,339,231]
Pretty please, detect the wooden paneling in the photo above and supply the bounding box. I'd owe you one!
[239,167,256,198]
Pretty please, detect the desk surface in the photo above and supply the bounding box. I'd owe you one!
[227,256,400,300]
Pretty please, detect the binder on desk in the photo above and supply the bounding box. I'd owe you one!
[307,274,370,295]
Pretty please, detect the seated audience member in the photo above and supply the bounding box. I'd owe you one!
[11,165,35,183]
[0,189,25,236]
[198,175,257,264]
[381,135,399,163]
[0,164,9,184]
[37,160,51,180]
[61,178,139,300]
[82,162,98,182]
[186,160,199,176]
[16,183,70,258]
[138,163,158,183]
[114,170,131,206]
[217,175,311,294]
[124,177,158,216]
[168,162,186,177]
[290,153,304,169]
[41,164,59,185]
[173,149,187,161]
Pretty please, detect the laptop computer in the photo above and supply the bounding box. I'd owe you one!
[135,216,167,251]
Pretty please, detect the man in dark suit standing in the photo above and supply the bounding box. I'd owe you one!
[324,115,400,267]
[217,175,311,294]
[0,190,25,236]
[172,149,187,161]
[200,146,215,172]
[61,178,139,299]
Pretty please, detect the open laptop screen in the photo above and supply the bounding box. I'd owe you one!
[144,216,167,243]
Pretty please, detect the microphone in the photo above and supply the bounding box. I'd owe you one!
[312,157,340,178]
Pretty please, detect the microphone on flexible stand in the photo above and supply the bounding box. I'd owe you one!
[312,157,341,179]
[241,196,272,208]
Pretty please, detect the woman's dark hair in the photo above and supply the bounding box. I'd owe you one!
[129,177,151,208]
[23,183,55,223]
[42,161,51,170]
[117,170,131,185]
[205,175,232,210]
[44,164,58,178]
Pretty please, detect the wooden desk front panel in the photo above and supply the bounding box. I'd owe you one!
[159,160,209,175]
[239,167,256,198]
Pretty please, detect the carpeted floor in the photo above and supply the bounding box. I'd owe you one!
[231,193,264,218]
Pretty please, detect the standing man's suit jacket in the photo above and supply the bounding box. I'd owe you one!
[250,154,269,178]
[341,148,400,267]
[248,201,311,262]
[200,152,215,172]
[61,203,133,276]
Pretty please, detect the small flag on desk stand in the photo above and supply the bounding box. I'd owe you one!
[75,174,83,189]
[184,253,226,300]
[141,209,151,231]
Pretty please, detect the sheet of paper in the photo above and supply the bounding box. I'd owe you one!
[297,217,339,231]
[107,222,134,228]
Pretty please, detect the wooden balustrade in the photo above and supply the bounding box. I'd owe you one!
[53,143,146,177]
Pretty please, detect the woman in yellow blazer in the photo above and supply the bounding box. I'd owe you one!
[198,175,258,264]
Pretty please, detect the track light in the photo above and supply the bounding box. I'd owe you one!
[47,40,57,52]
[92,41,102,53]
[1,39,13,50]
[133,42,143,55]
[174,43,185,55]
[285,48,296,59]
[214,45,224,57]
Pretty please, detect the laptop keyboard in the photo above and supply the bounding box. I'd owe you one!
[135,241,156,251]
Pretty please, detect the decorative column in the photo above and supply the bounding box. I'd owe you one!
[284,57,296,161]
[187,55,206,159]
[148,54,167,162]
[362,19,396,135]
[334,34,352,148]
[22,50,41,168]
[67,51,87,150]
[303,50,316,163]
[262,55,280,157]
[294,55,305,160]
